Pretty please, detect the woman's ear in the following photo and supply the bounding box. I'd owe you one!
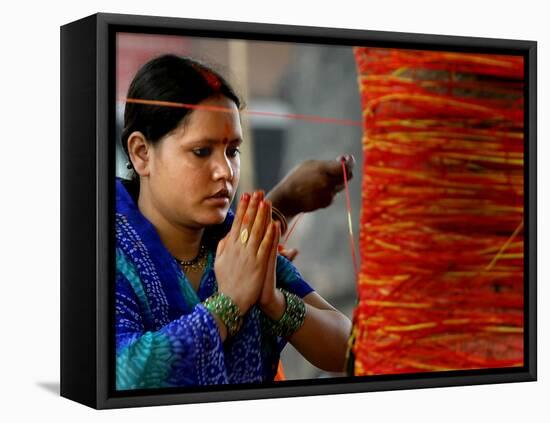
[127,131,151,177]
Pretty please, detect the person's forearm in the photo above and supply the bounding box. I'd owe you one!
[265,184,299,226]
[288,306,352,373]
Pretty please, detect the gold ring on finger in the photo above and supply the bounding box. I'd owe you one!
[240,228,249,245]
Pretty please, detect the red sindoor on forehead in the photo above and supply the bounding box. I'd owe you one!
[218,122,240,145]
[192,63,222,90]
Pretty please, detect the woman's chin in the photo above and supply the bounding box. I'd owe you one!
[200,207,229,225]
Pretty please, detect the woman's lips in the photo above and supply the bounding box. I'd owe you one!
[205,196,230,206]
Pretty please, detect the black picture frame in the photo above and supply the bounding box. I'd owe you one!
[60,12,537,409]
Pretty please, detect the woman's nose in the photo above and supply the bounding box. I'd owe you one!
[212,154,234,180]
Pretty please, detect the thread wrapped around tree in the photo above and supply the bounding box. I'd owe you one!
[349,47,524,375]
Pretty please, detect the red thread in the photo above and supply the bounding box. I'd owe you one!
[124,98,362,127]
[342,158,359,284]
[281,212,304,247]
[351,47,524,375]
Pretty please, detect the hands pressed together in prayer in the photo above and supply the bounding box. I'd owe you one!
[214,190,283,323]
[214,153,356,330]
[211,156,354,373]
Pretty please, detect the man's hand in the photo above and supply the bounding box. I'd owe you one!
[266,154,356,222]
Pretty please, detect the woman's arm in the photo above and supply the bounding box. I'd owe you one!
[261,289,352,373]
[258,237,352,373]
[291,292,351,373]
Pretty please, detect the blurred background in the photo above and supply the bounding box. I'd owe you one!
[115,32,363,380]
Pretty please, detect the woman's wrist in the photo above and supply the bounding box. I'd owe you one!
[217,284,251,316]
[261,289,307,339]
[203,292,244,339]
[259,289,286,321]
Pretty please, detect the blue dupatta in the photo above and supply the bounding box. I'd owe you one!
[114,177,313,389]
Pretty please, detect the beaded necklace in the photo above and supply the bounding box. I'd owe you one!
[174,244,208,273]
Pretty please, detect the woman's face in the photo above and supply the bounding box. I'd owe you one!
[146,95,242,229]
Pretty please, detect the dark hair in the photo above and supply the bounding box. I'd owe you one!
[121,54,242,194]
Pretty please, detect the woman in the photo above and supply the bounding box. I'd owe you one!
[116,54,353,389]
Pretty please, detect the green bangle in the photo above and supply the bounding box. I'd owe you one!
[262,289,306,339]
[203,292,243,338]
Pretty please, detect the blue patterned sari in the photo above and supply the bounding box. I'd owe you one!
[115,178,313,389]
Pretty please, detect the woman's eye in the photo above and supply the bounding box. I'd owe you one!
[228,147,241,158]
[192,148,211,157]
